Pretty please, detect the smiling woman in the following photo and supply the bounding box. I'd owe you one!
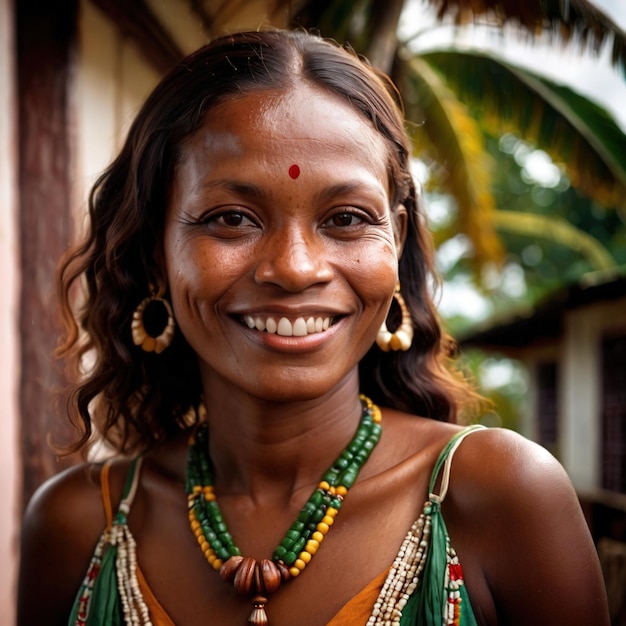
[17,29,609,626]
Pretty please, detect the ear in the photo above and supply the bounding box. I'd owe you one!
[392,204,408,259]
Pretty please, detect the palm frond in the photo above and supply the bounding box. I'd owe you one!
[493,210,616,270]
[401,56,505,267]
[423,50,626,209]
[422,0,626,75]
[291,0,366,43]
[291,0,405,72]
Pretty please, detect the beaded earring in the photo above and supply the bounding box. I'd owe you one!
[376,283,414,352]
[131,289,176,354]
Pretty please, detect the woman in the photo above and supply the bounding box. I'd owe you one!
[18,29,609,626]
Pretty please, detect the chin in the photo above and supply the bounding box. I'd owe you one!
[239,368,357,405]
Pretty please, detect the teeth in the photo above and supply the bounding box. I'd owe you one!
[277,317,292,336]
[243,315,332,337]
[292,318,307,336]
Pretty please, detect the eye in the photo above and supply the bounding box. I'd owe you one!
[189,207,260,239]
[212,210,256,228]
[324,211,366,228]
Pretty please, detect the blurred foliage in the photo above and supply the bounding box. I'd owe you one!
[432,131,626,334]
[458,349,528,431]
[490,134,626,291]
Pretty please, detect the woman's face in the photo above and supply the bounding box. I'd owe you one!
[164,82,406,402]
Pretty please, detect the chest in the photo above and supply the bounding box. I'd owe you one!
[131,470,429,626]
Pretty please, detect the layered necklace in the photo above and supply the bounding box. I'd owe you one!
[185,395,382,625]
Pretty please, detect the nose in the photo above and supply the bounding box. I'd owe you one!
[253,226,334,291]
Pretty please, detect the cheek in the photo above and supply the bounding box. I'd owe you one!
[342,237,399,309]
[163,231,218,310]
[164,233,256,319]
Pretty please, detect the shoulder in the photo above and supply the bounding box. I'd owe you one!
[17,459,133,625]
[377,409,563,493]
[442,425,582,542]
[449,425,566,491]
[21,458,137,545]
[442,427,610,625]
[23,462,103,531]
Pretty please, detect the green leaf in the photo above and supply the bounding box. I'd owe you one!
[422,49,626,209]
[420,0,626,77]
[493,210,616,270]
[401,56,505,267]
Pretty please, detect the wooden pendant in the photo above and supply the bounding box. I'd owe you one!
[248,595,269,625]
[234,557,257,595]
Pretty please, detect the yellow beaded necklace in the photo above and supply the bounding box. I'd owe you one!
[185,395,382,625]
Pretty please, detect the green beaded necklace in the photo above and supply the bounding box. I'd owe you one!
[185,395,382,625]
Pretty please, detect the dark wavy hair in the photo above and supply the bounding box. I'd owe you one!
[57,29,479,454]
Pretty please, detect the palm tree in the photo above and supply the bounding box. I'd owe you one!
[189,0,626,276]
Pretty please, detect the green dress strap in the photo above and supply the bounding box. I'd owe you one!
[429,425,485,498]
[399,425,485,626]
[68,457,144,626]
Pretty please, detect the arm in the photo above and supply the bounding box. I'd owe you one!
[445,427,610,626]
[17,464,108,626]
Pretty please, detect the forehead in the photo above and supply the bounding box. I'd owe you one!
[177,83,391,177]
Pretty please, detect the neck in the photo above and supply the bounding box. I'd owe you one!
[199,372,363,502]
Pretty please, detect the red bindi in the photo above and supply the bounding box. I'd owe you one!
[288,164,301,179]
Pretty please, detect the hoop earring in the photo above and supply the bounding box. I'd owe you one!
[131,292,176,354]
[376,284,414,352]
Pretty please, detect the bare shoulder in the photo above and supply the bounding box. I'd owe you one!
[445,425,588,551]
[18,460,130,626]
[451,426,570,496]
[442,427,610,626]
[378,409,570,499]
[22,462,104,538]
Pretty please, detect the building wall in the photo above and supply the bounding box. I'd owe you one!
[562,298,626,492]
[75,0,161,214]
[518,344,561,444]
[0,0,20,621]
[478,295,626,498]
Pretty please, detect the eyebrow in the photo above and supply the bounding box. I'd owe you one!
[192,179,269,200]
[191,178,387,204]
[315,181,387,203]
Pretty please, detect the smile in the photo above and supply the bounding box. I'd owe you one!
[242,315,333,337]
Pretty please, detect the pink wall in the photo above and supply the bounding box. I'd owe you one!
[0,0,21,622]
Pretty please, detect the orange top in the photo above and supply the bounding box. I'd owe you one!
[100,462,387,626]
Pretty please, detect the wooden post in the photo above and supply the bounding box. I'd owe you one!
[16,0,80,507]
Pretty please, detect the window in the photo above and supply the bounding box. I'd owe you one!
[602,335,626,493]
[537,361,559,454]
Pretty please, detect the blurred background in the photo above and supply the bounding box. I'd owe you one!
[2,0,625,622]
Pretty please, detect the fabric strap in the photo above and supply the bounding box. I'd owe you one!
[68,458,143,626]
[399,425,484,626]
[101,461,114,529]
